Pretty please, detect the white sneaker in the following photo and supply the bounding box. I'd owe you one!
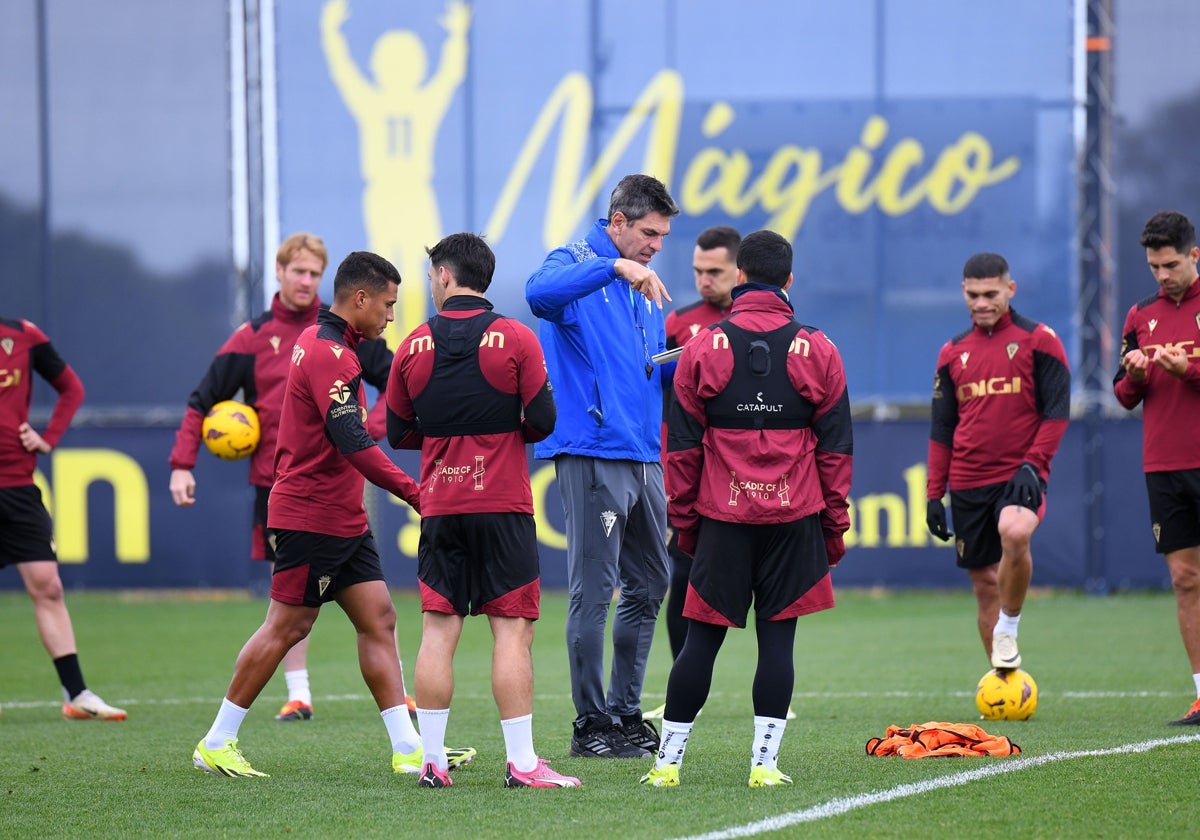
[990,632,1021,670]
[63,690,127,721]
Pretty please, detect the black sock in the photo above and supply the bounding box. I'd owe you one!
[53,654,87,699]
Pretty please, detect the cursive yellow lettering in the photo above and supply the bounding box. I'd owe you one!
[486,69,683,247]
[924,132,1020,213]
[835,115,889,212]
[488,69,1020,250]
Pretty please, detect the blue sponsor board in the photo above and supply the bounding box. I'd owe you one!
[2,420,1167,593]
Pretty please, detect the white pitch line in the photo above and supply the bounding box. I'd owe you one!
[671,734,1200,840]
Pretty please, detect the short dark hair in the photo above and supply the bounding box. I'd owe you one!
[607,174,679,223]
[736,230,792,287]
[1141,211,1196,252]
[426,232,496,293]
[962,252,1010,281]
[333,251,400,299]
[695,225,741,260]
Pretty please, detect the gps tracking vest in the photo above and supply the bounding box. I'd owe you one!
[411,310,522,437]
[703,320,817,431]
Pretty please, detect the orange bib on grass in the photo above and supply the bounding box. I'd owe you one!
[865,721,1021,758]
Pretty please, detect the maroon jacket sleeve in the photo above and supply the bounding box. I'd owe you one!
[344,446,420,511]
[665,340,708,539]
[515,321,556,443]
[24,330,84,449]
[40,365,85,449]
[1022,325,1071,481]
[385,327,425,450]
[927,342,956,499]
[801,332,853,538]
[926,440,952,500]
[1113,304,1148,409]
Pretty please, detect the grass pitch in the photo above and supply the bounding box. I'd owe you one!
[1,588,1196,838]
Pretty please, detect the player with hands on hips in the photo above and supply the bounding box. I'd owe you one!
[1,316,127,721]
[926,253,1070,672]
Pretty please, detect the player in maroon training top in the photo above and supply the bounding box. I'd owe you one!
[645,230,852,789]
[169,232,396,723]
[192,251,475,779]
[1114,210,1200,726]
[0,317,126,721]
[654,226,739,681]
[926,252,1070,673]
[385,232,576,789]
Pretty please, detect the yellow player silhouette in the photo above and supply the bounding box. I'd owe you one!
[321,0,471,347]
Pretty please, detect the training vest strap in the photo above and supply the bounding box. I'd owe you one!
[704,320,816,431]
[412,311,523,437]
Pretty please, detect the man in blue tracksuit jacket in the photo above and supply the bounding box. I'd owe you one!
[526,173,678,759]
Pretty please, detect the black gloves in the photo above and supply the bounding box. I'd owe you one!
[1002,462,1044,510]
[926,498,951,542]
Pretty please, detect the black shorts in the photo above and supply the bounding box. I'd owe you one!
[418,513,540,619]
[948,481,1045,570]
[0,484,56,568]
[252,486,274,563]
[1145,470,1200,554]
[269,528,385,607]
[685,515,833,628]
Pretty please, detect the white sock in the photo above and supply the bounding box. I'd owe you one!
[382,704,420,754]
[415,707,450,769]
[752,715,787,770]
[1192,673,1200,697]
[284,669,311,705]
[995,610,1021,637]
[656,719,693,770]
[501,713,538,773]
[205,698,249,749]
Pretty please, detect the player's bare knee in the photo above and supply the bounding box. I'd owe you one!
[1169,563,1200,596]
[997,520,1035,552]
[25,573,65,605]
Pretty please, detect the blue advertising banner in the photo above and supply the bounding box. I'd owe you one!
[4,421,1169,594]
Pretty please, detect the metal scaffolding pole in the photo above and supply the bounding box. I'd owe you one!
[1079,0,1115,592]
